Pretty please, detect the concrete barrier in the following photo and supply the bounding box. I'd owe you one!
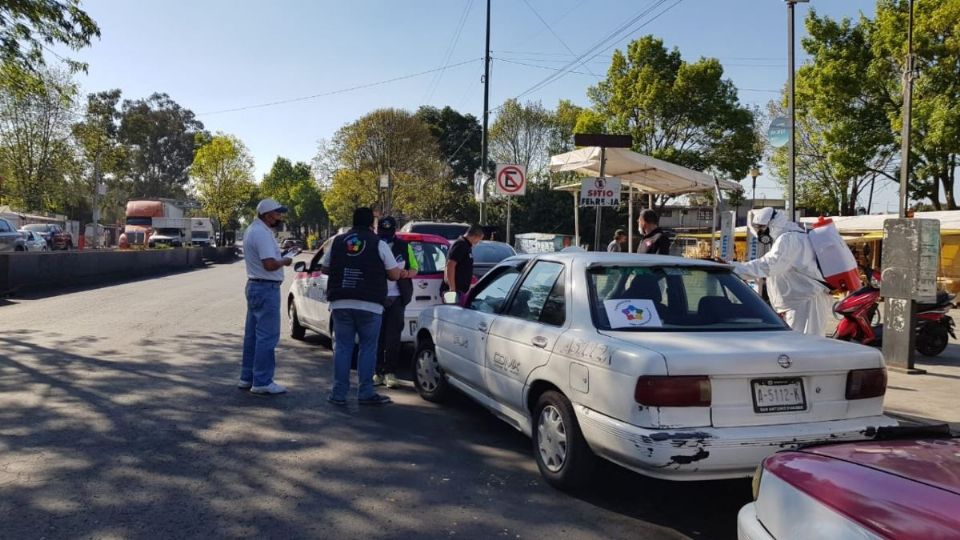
[201,245,239,263]
[0,248,205,295]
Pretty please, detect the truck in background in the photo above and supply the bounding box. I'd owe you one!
[190,217,215,247]
[120,200,191,248]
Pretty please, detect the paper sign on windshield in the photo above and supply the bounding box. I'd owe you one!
[604,299,663,329]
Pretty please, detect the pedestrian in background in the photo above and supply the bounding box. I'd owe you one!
[444,225,484,300]
[637,209,671,255]
[240,198,293,395]
[374,216,418,388]
[320,208,409,406]
[607,229,626,252]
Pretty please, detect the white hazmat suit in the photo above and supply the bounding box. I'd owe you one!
[733,208,831,336]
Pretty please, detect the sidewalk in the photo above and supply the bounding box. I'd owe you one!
[880,309,960,432]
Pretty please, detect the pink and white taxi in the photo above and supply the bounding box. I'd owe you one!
[288,232,449,346]
[412,251,897,489]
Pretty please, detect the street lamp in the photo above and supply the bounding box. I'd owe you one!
[749,167,762,205]
[785,0,809,221]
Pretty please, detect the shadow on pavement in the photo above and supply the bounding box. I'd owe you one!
[0,329,747,539]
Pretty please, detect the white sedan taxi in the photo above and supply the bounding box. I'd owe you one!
[412,251,897,489]
[288,232,450,346]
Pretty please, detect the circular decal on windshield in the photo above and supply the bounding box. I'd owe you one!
[617,300,651,326]
[344,234,366,256]
[603,299,663,329]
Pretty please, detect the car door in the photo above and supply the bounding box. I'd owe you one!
[484,261,567,409]
[0,219,15,251]
[435,263,524,390]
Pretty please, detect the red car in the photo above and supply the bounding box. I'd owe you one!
[739,426,960,540]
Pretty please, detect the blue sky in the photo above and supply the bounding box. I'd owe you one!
[66,0,901,212]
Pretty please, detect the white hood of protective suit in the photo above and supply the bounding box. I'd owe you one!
[734,209,830,335]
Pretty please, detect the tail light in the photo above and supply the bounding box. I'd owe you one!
[845,368,886,400]
[635,376,711,407]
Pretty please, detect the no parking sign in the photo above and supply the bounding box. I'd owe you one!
[495,164,526,196]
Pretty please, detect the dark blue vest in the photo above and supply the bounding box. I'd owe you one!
[326,228,387,304]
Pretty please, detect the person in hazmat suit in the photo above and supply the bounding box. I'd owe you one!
[731,207,831,336]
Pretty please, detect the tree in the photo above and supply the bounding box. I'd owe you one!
[415,105,481,180]
[581,36,760,204]
[261,157,326,236]
[71,89,130,224]
[0,64,77,212]
[0,0,100,74]
[489,98,553,179]
[322,108,449,225]
[189,134,256,238]
[119,92,207,199]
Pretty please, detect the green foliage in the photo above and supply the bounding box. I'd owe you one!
[189,134,256,236]
[260,157,326,235]
[581,35,759,202]
[415,105,481,180]
[119,93,208,199]
[0,0,100,74]
[489,98,553,179]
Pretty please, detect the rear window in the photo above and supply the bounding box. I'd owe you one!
[587,265,786,332]
[474,242,516,263]
[410,241,448,274]
[406,224,469,241]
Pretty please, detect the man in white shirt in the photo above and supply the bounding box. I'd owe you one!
[240,198,293,395]
[320,208,411,406]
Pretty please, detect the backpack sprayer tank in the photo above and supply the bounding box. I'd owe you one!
[809,216,862,292]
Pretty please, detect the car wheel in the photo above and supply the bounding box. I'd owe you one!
[289,302,306,340]
[533,391,596,490]
[916,323,948,357]
[14,245,24,251]
[413,337,448,402]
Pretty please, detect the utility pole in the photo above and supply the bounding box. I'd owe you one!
[479,0,491,225]
[898,0,915,218]
[785,0,808,221]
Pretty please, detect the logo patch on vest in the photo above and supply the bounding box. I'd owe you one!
[344,234,366,255]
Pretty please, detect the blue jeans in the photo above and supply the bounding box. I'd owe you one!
[331,308,382,400]
[241,280,281,387]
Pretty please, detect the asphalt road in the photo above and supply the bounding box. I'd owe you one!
[0,259,751,540]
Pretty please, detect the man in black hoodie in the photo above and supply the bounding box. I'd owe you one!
[637,209,671,255]
[374,216,418,388]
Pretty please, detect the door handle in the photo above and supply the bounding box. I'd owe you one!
[531,336,548,348]
[478,322,488,331]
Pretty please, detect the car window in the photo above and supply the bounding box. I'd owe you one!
[0,219,11,233]
[469,268,521,314]
[506,261,564,324]
[409,241,448,274]
[587,265,786,332]
[473,243,516,263]
[539,269,566,326]
[22,224,46,232]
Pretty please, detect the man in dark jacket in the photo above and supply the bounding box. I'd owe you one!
[374,216,418,388]
[637,209,671,255]
[320,208,411,406]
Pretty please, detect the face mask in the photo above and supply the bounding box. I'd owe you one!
[756,226,772,245]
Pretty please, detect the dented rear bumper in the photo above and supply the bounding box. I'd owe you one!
[574,404,898,481]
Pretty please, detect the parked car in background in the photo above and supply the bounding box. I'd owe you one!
[288,232,450,346]
[19,230,48,251]
[400,221,470,241]
[21,223,72,250]
[739,427,960,540]
[412,252,896,489]
[471,240,516,279]
[0,218,26,251]
[148,227,185,248]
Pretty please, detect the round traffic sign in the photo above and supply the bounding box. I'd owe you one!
[767,117,790,148]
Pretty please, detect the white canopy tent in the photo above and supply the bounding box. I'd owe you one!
[549,147,742,250]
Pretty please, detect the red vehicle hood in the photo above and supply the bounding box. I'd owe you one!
[802,438,960,495]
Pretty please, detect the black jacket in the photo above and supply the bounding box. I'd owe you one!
[387,236,414,306]
[637,227,671,255]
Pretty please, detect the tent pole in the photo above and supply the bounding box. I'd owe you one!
[574,191,580,248]
[595,146,606,251]
[628,184,634,253]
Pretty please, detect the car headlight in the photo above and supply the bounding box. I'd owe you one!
[751,463,764,500]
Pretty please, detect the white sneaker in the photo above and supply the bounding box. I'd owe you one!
[250,382,287,395]
[384,373,399,388]
[372,374,385,386]
[237,379,253,389]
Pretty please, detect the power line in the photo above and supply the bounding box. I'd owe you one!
[495,57,599,78]
[197,58,482,116]
[574,0,684,74]
[519,0,599,77]
[423,0,475,104]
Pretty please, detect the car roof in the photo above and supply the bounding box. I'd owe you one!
[501,251,727,268]
[396,232,449,245]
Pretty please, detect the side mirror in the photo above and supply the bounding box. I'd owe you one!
[294,261,307,273]
[442,291,460,305]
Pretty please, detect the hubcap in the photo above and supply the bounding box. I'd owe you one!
[416,349,440,392]
[537,405,567,473]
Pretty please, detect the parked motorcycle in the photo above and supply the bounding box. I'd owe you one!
[832,267,957,356]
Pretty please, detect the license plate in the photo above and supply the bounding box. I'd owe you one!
[409,320,418,336]
[751,378,806,413]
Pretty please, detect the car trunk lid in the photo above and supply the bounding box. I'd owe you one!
[603,330,884,427]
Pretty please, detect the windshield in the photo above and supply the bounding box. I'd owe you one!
[587,265,786,332]
[127,217,151,227]
[192,231,209,238]
[474,242,516,263]
[22,224,50,232]
[406,224,469,241]
[156,228,181,236]
[409,241,448,274]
